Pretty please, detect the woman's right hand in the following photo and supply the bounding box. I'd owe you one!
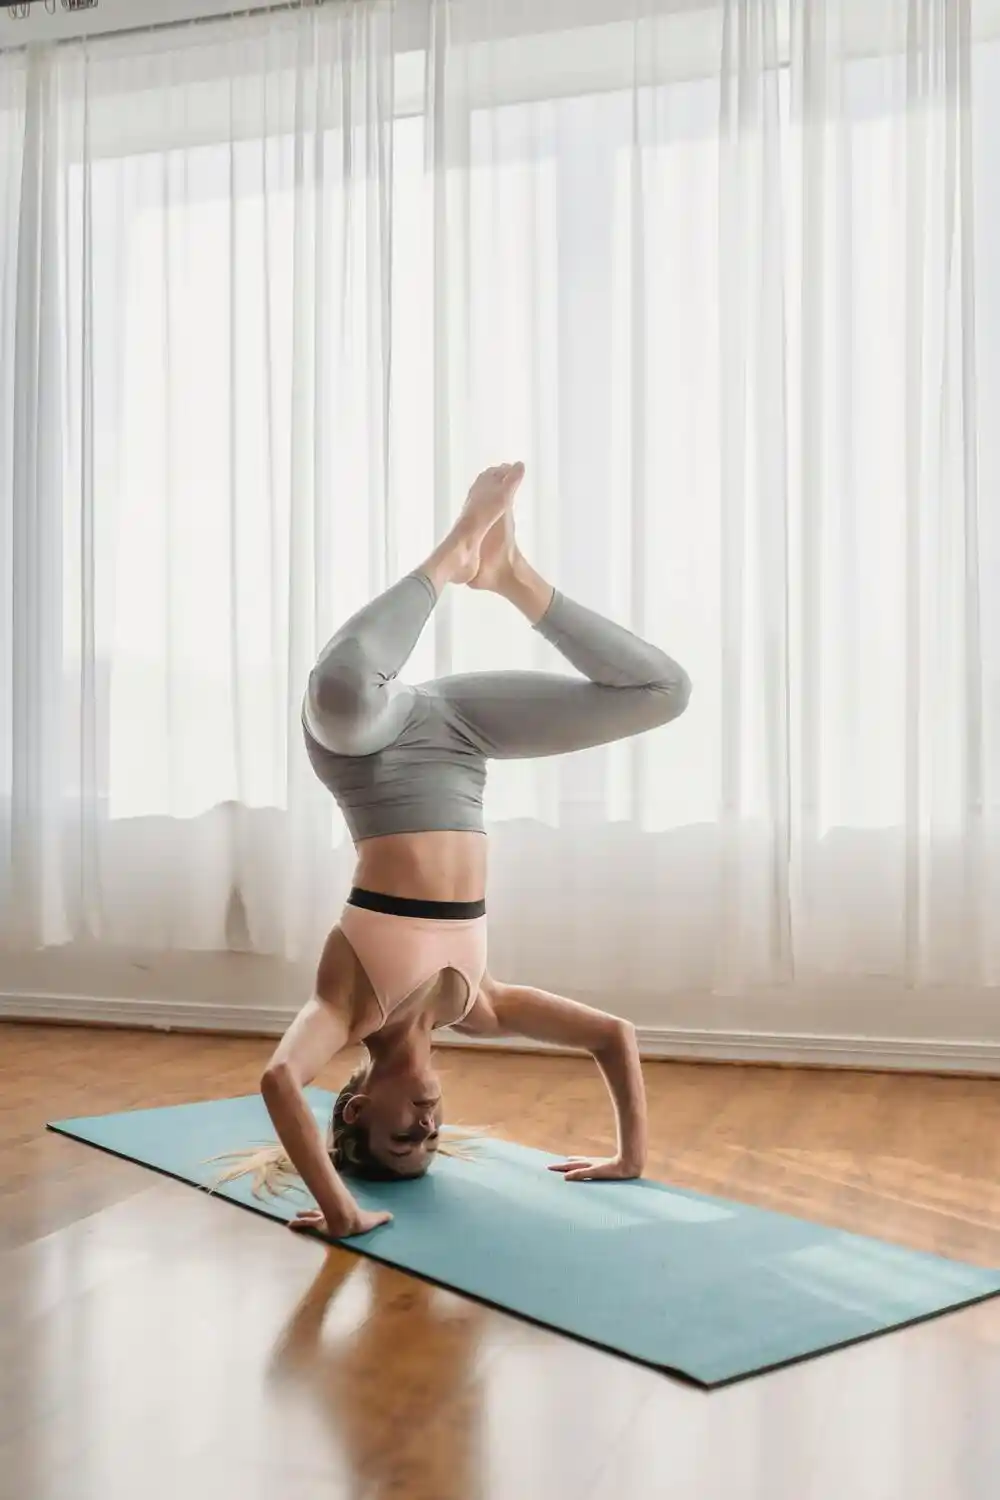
[289,1205,393,1240]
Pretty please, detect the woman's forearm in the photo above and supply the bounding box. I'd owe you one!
[262,1069,359,1226]
[482,982,649,1171]
[593,1024,648,1171]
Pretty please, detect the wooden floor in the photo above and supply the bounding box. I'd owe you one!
[4,1025,1000,1500]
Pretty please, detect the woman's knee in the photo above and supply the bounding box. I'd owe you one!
[647,662,692,727]
[306,637,375,752]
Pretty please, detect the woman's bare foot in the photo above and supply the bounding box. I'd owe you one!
[465,466,554,621]
[468,493,522,593]
[455,462,525,580]
[422,463,525,591]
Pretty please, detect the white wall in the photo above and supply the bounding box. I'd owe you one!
[3,945,1000,1074]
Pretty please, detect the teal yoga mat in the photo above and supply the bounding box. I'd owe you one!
[49,1090,1000,1388]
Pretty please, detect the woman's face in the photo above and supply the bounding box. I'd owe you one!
[345,1076,444,1178]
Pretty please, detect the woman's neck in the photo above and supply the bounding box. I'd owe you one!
[365,1012,435,1074]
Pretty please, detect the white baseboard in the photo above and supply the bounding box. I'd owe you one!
[441,1026,1000,1074]
[0,990,295,1037]
[4,989,1000,1076]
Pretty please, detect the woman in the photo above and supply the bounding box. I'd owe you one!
[260,461,691,1240]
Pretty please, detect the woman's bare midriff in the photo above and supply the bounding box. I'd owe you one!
[352,829,488,904]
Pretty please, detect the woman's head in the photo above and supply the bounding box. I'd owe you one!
[330,1064,443,1180]
[209,1059,479,1204]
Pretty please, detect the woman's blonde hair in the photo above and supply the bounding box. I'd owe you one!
[210,1065,480,1201]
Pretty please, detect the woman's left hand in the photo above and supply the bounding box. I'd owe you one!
[548,1156,642,1182]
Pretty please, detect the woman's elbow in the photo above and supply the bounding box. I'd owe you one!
[594,1015,637,1057]
[261,1058,295,1103]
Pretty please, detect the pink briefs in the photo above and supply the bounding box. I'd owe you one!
[339,888,488,1029]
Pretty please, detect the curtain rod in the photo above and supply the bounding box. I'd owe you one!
[1,0,335,52]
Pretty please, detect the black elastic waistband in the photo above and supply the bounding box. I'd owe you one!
[347,886,486,921]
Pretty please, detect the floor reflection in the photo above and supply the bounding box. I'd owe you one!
[268,1249,490,1498]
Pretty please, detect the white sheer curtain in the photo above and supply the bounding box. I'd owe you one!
[0,6,398,960]
[1,0,998,1005]
[784,0,999,990]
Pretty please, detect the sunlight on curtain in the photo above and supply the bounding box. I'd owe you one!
[1,0,998,1003]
